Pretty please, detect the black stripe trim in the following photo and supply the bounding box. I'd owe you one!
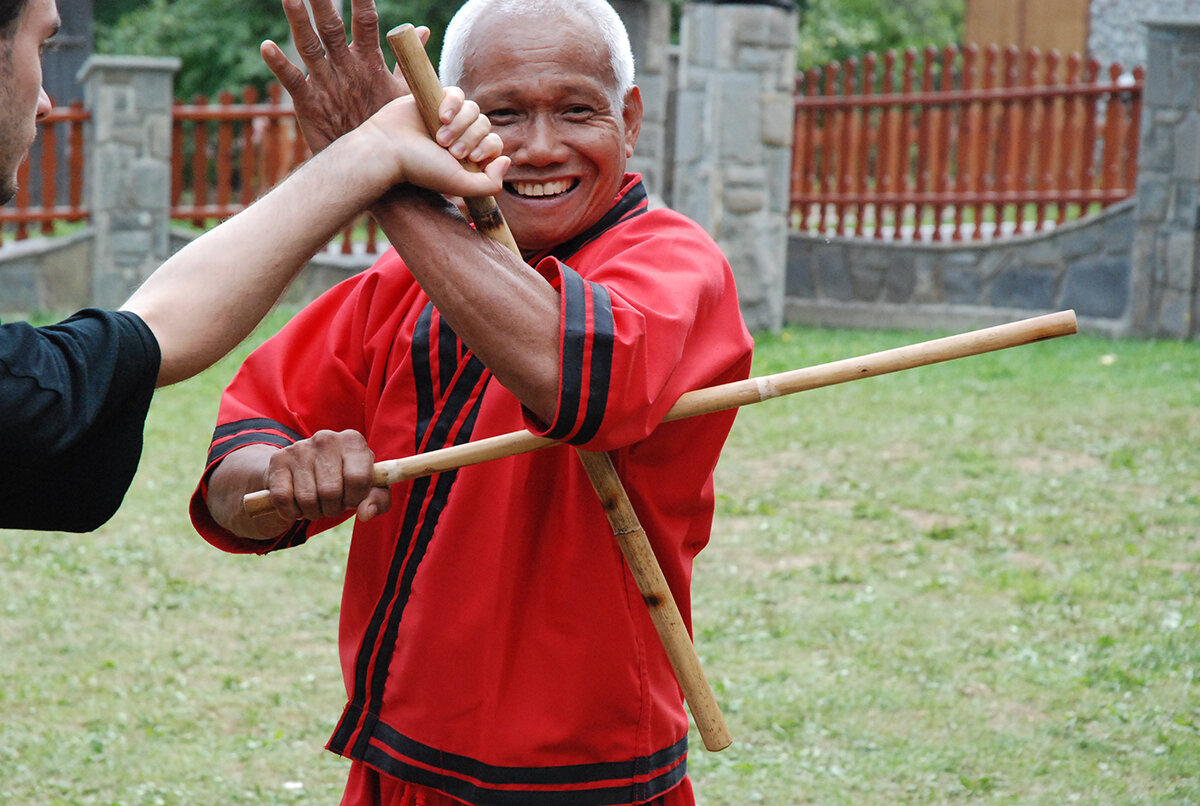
[361,730,687,806]
[373,724,686,787]
[207,418,303,466]
[212,417,304,443]
[546,181,649,265]
[412,304,436,448]
[571,279,614,446]
[543,269,588,441]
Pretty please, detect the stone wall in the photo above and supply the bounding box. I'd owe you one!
[0,232,93,315]
[671,1,798,332]
[785,200,1136,335]
[1089,0,1195,70]
[1130,20,1200,338]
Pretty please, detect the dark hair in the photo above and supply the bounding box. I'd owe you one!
[0,0,28,36]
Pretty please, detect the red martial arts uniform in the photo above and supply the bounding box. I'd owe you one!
[191,176,753,806]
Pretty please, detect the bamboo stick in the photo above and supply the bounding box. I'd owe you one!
[246,309,1077,513]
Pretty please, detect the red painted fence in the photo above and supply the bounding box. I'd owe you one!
[170,85,380,254]
[790,44,1144,240]
[0,84,378,253]
[3,49,1146,250]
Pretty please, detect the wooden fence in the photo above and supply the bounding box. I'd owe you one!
[790,44,1145,241]
[0,84,379,253]
[170,85,379,254]
[0,102,88,244]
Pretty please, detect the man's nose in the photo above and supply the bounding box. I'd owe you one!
[35,87,52,120]
[514,117,567,166]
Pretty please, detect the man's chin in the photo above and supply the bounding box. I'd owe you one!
[0,174,17,206]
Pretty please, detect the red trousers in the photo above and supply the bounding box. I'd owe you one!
[340,761,696,806]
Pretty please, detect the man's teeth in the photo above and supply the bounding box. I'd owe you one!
[512,179,572,197]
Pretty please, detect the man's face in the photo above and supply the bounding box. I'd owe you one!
[0,0,58,205]
[460,12,642,256]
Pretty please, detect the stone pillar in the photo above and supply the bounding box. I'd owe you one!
[78,55,180,309]
[672,0,797,332]
[610,0,673,202]
[1130,20,1200,339]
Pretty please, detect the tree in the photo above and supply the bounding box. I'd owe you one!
[794,0,964,69]
[95,0,459,100]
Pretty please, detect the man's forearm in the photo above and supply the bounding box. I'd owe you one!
[370,190,563,423]
[206,444,290,541]
[122,127,397,387]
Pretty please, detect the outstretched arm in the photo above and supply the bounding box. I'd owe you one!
[122,91,508,387]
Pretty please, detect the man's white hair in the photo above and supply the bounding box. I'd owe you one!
[439,0,636,104]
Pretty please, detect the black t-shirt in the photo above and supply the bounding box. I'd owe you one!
[0,309,161,532]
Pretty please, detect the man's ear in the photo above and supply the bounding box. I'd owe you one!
[622,86,643,158]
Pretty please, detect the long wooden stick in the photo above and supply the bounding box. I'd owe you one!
[391,24,731,751]
[245,308,1077,514]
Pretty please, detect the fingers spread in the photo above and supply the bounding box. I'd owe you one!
[261,41,307,98]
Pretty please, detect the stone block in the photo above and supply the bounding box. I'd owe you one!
[718,74,763,162]
[1060,219,1105,261]
[1134,174,1170,222]
[988,266,1059,310]
[883,252,917,303]
[1100,207,1136,254]
[1138,124,1174,174]
[110,228,153,258]
[944,264,983,304]
[734,7,770,47]
[671,90,707,164]
[786,238,816,297]
[723,186,766,213]
[1062,256,1132,318]
[815,243,853,301]
[1172,113,1200,181]
[761,93,794,147]
[0,262,39,311]
[1156,287,1193,337]
[681,6,719,68]
[1165,230,1198,288]
[849,251,887,301]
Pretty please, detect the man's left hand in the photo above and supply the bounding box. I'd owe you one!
[261,0,420,152]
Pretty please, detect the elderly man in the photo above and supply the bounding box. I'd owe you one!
[0,0,504,531]
[193,0,752,804]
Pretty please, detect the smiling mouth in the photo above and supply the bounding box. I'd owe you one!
[506,178,579,199]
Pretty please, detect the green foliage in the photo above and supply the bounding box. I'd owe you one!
[94,0,459,100]
[95,0,292,100]
[795,0,964,69]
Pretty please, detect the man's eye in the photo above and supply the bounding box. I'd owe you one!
[563,106,594,120]
[40,39,62,56]
[486,109,519,124]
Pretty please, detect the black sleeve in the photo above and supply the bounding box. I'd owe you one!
[0,309,162,532]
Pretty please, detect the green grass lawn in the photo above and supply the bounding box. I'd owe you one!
[2,311,1197,804]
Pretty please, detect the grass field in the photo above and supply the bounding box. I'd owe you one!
[2,310,1197,804]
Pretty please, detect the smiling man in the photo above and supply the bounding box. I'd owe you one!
[193,1,753,804]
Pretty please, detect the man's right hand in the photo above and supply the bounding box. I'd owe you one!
[209,430,392,540]
[358,92,508,200]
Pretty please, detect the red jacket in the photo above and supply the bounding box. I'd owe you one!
[192,176,753,805]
